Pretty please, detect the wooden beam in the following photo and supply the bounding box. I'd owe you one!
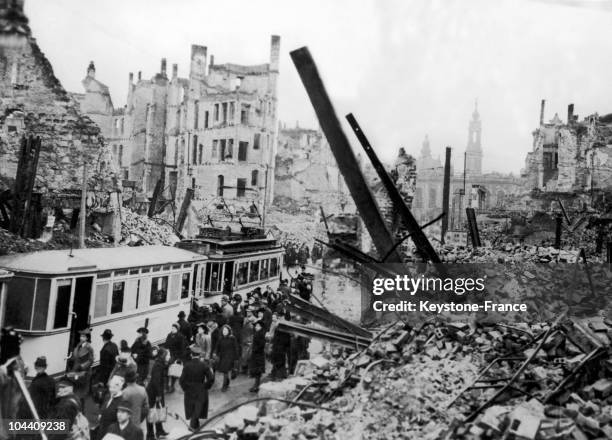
[290,47,403,263]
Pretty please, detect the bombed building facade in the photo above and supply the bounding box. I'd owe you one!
[0,0,118,207]
[413,103,522,225]
[273,123,352,214]
[523,100,612,209]
[75,36,280,235]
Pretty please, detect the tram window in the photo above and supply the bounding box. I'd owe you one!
[111,281,125,314]
[150,276,168,305]
[32,278,51,330]
[249,260,260,283]
[163,265,171,271]
[270,258,279,277]
[142,267,151,273]
[98,272,111,279]
[169,274,180,301]
[53,280,72,329]
[181,273,190,298]
[172,264,181,270]
[208,263,221,291]
[129,269,139,275]
[236,262,248,286]
[259,259,269,280]
[124,279,139,311]
[115,270,128,276]
[204,264,212,291]
[4,277,35,330]
[94,283,109,318]
[152,266,161,272]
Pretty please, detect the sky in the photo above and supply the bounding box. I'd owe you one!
[25,0,612,174]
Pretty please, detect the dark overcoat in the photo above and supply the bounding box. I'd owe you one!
[215,334,239,373]
[249,330,266,376]
[179,358,214,420]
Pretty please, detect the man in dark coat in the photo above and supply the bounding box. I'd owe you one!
[270,314,291,380]
[179,346,214,430]
[131,328,152,384]
[107,400,144,440]
[48,376,81,440]
[97,375,125,440]
[260,304,273,332]
[177,311,192,342]
[98,329,118,386]
[19,356,56,419]
[248,321,266,392]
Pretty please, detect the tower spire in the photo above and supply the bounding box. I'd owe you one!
[465,100,482,176]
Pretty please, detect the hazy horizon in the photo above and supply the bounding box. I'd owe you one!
[25,0,612,174]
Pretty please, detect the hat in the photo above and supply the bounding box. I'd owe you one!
[137,327,149,334]
[221,295,229,302]
[57,376,76,388]
[196,322,206,328]
[78,328,91,336]
[178,311,186,318]
[189,345,203,355]
[117,355,128,365]
[101,329,113,339]
[172,323,180,330]
[34,356,47,368]
[124,370,137,383]
[117,400,132,414]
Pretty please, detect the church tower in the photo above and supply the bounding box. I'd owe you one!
[465,100,483,176]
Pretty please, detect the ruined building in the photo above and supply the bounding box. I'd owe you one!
[274,123,351,214]
[523,100,612,203]
[413,103,522,225]
[0,0,117,204]
[76,36,280,235]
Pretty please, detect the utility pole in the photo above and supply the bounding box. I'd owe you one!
[79,161,87,249]
[441,146,451,243]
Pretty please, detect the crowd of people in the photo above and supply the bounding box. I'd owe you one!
[0,269,315,440]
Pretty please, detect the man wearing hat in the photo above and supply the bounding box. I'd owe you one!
[20,356,56,419]
[48,376,82,440]
[248,320,266,392]
[179,345,214,430]
[99,329,118,386]
[220,295,234,320]
[177,311,192,342]
[131,328,152,384]
[107,399,144,440]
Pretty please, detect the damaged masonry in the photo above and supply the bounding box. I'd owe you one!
[4,1,612,440]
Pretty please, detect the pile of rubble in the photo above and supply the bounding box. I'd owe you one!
[117,208,179,246]
[202,316,612,439]
[435,244,596,264]
[0,208,178,255]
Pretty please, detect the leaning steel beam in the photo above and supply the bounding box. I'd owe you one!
[287,293,372,338]
[290,47,404,263]
[276,321,372,349]
[346,113,442,264]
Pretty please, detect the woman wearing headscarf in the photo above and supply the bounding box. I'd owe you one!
[214,325,239,392]
[69,329,94,401]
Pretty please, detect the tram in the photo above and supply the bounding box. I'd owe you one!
[0,246,207,377]
[175,226,284,301]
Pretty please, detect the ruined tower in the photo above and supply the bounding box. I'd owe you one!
[465,100,483,176]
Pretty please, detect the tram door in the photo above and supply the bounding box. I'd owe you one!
[68,277,93,352]
[223,262,234,293]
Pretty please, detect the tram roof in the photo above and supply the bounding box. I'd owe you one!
[0,246,206,275]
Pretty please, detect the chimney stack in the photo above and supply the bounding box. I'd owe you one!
[172,63,178,79]
[270,35,280,73]
[189,45,207,80]
[540,99,545,126]
[568,103,574,124]
[138,71,142,81]
[128,72,133,84]
[160,58,167,76]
